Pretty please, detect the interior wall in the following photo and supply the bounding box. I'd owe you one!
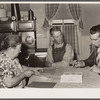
[30,4,50,49]
[5,3,100,59]
[7,4,30,11]
[29,3,93,59]
[82,4,100,36]
[81,35,91,60]
[30,4,74,49]
[53,4,73,19]
[80,4,100,59]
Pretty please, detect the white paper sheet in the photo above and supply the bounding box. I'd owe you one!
[60,72,83,83]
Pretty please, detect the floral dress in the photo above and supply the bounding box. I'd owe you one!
[0,53,26,88]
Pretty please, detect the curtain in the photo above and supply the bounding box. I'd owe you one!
[63,23,79,55]
[64,24,75,50]
[67,4,84,56]
[68,4,84,29]
[42,4,59,30]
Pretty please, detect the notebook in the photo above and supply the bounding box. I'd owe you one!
[27,81,56,88]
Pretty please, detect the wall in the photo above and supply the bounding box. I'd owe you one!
[81,35,91,60]
[53,4,73,19]
[29,3,92,59]
[80,4,100,59]
[82,4,100,36]
[30,4,74,49]
[5,3,100,59]
[7,4,30,11]
[30,4,50,48]
[53,4,100,59]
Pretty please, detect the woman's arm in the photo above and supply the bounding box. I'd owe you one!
[3,69,34,88]
[22,65,43,75]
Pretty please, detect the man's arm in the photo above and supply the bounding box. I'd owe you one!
[73,47,97,68]
[45,46,54,67]
[83,49,96,67]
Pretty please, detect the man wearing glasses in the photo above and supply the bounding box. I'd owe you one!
[72,24,100,73]
[45,26,74,68]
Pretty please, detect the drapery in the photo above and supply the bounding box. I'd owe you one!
[66,4,84,56]
[63,23,79,57]
[68,4,84,29]
[64,24,75,51]
[42,4,59,30]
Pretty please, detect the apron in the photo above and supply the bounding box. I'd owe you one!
[52,43,66,63]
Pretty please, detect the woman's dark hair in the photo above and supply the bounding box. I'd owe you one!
[90,25,100,36]
[0,34,21,50]
[50,26,61,36]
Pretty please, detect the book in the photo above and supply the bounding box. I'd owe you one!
[27,81,56,88]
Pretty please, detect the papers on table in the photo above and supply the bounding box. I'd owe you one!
[60,72,83,83]
[27,67,83,88]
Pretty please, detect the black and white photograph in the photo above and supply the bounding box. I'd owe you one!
[0,1,100,98]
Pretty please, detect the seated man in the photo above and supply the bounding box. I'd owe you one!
[45,26,74,68]
[72,24,100,73]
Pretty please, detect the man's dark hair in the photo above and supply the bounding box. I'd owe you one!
[90,25,100,35]
[50,26,61,36]
[49,26,66,43]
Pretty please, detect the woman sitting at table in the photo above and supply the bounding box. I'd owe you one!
[45,26,74,68]
[0,34,42,88]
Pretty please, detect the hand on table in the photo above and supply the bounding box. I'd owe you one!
[72,60,85,68]
[24,69,35,77]
[45,62,52,67]
[90,65,100,73]
[31,68,43,75]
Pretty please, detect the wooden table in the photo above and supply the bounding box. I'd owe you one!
[27,66,100,88]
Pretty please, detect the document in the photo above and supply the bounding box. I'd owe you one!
[60,72,83,83]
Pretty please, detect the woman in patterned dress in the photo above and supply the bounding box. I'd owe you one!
[0,34,42,88]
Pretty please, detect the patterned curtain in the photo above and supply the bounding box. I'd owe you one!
[42,4,59,30]
[65,4,84,56]
[64,24,75,50]
[63,23,79,57]
[68,4,84,29]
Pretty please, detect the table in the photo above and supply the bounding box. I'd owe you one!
[27,66,100,88]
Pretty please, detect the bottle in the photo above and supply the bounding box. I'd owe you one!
[28,9,34,20]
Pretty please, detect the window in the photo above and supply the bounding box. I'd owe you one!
[52,19,81,59]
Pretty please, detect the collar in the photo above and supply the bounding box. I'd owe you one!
[2,51,12,60]
[54,42,64,48]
